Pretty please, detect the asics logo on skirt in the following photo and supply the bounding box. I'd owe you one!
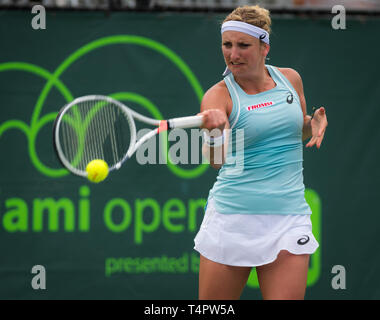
[297,235,310,245]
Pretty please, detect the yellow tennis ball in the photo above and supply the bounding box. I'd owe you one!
[86,159,109,183]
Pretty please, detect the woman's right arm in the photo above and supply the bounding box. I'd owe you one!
[199,81,231,169]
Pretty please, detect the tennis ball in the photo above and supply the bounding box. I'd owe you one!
[86,159,109,183]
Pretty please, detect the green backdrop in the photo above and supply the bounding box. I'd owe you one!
[0,10,379,299]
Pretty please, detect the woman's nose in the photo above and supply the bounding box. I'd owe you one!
[230,46,240,60]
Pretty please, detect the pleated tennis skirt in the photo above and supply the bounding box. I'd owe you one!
[194,198,319,267]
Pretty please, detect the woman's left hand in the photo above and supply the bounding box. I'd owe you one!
[305,107,328,149]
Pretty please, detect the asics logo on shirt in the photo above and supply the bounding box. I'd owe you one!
[297,235,310,245]
[246,101,273,111]
[286,91,294,104]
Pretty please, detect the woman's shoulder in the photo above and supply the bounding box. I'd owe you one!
[274,66,303,85]
[207,80,229,94]
[201,80,232,114]
[270,66,304,96]
[202,80,230,103]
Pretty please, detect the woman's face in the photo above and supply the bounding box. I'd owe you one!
[221,30,268,77]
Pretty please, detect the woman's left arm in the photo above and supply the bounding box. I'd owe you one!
[279,68,328,149]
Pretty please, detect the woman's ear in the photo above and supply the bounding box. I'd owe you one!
[262,43,270,58]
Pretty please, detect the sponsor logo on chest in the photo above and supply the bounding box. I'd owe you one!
[246,101,274,111]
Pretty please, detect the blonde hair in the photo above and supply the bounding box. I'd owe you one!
[223,5,272,34]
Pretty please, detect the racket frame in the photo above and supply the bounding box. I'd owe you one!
[53,95,136,177]
[53,95,203,178]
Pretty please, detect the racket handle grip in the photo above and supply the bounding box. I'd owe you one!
[169,115,203,129]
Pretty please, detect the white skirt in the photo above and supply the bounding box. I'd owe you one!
[194,198,319,267]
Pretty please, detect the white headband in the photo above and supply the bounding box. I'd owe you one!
[221,21,270,45]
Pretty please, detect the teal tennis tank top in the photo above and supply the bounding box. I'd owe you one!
[208,65,312,215]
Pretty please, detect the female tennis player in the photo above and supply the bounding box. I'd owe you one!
[194,5,328,300]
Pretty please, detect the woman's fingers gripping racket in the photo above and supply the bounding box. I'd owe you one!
[198,109,227,133]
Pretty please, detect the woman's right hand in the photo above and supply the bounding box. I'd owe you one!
[198,108,228,136]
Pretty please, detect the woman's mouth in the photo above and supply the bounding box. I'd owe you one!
[231,62,243,66]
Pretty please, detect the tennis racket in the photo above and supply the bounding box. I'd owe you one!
[53,95,203,178]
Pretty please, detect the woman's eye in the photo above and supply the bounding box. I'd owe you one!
[223,42,250,48]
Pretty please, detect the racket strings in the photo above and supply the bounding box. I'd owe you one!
[58,99,132,173]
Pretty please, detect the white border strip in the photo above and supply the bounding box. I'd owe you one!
[225,76,241,130]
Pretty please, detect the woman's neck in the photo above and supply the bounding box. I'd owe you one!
[234,64,275,95]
